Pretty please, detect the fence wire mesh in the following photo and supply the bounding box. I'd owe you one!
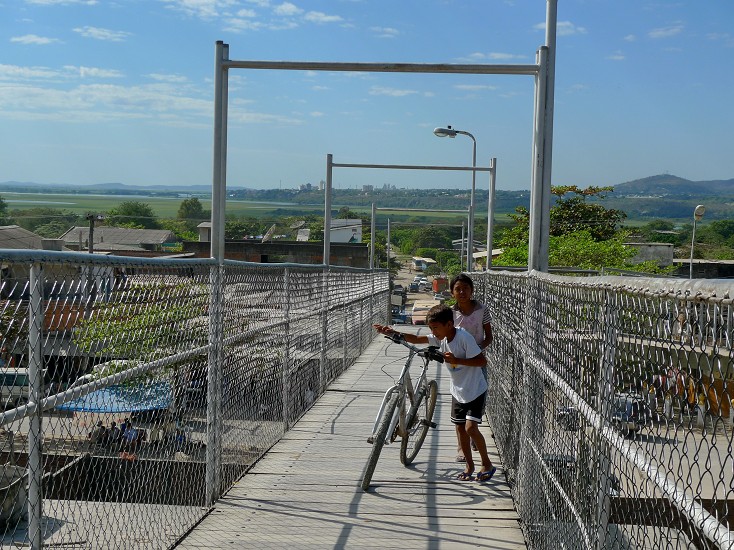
[478,270,733,550]
[0,251,388,549]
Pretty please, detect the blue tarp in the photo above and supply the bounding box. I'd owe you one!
[57,381,172,413]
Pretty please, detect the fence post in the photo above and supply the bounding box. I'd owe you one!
[206,263,223,506]
[320,268,328,393]
[594,288,618,550]
[282,268,291,431]
[27,263,43,550]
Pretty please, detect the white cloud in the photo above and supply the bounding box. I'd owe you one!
[0,63,122,81]
[161,0,238,19]
[304,11,342,24]
[310,111,324,117]
[73,26,131,41]
[10,34,61,45]
[606,50,625,61]
[25,0,97,4]
[311,85,328,91]
[370,26,398,38]
[369,86,417,97]
[235,8,256,17]
[707,32,734,47]
[466,52,527,61]
[147,73,189,83]
[224,17,263,31]
[454,84,498,91]
[63,66,124,78]
[535,21,587,36]
[0,64,60,80]
[273,2,302,16]
[623,34,636,42]
[648,23,683,39]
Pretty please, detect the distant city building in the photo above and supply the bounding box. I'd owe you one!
[362,185,374,193]
[299,182,313,191]
[318,180,325,191]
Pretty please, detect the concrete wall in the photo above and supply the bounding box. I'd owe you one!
[182,240,369,268]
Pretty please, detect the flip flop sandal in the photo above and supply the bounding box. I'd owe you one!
[476,466,497,482]
[456,471,474,481]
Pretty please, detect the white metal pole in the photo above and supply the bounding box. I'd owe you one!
[324,154,333,266]
[469,137,476,272]
[460,221,465,272]
[370,202,376,270]
[386,218,391,271]
[486,158,496,271]
[539,0,558,272]
[690,219,697,280]
[528,46,549,272]
[28,263,43,550]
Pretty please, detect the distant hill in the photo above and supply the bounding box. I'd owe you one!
[613,174,734,197]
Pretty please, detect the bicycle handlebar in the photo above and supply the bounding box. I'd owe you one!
[384,333,444,363]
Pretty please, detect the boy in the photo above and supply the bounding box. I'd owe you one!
[373,304,497,482]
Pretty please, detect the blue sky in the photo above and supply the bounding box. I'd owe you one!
[1,0,733,192]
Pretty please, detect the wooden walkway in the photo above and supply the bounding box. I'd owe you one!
[177,329,527,549]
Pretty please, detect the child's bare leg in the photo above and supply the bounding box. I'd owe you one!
[455,424,474,476]
[465,421,493,472]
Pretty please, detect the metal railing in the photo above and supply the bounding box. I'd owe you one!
[0,250,389,549]
[476,270,734,550]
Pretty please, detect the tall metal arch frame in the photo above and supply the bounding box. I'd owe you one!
[211,0,558,273]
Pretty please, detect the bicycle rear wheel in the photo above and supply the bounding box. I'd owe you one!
[400,379,438,465]
[361,393,399,491]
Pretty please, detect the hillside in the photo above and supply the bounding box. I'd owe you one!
[613,174,734,197]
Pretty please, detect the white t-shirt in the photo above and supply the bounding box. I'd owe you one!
[428,327,487,403]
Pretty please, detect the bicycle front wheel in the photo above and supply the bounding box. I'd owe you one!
[400,379,438,465]
[361,392,399,491]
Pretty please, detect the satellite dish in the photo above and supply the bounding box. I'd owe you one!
[262,224,277,243]
[290,220,306,229]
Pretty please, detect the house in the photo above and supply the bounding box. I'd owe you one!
[330,219,362,244]
[59,226,177,253]
[0,225,68,252]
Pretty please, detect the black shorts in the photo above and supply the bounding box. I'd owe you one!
[451,393,486,425]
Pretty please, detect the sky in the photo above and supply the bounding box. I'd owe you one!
[1,0,733,193]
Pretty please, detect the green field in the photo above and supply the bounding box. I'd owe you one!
[2,192,328,220]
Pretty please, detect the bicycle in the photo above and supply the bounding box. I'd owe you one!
[361,333,442,491]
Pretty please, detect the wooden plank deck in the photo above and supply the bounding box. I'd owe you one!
[177,329,527,549]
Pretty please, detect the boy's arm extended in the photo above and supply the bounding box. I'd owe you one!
[373,324,430,345]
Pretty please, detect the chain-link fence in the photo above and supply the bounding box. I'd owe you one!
[0,250,388,549]
[476,270,733,550]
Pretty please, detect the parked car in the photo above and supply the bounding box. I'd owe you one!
[611,393,652,437]
[556,406,579,431]
[408,282,419,292]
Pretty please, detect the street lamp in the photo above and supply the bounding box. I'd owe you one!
[689,204,705,279]
[434,125,476,271]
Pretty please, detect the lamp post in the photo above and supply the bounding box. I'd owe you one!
[486,157,496,271]
[689,204,705,279]
[434,125,476,271]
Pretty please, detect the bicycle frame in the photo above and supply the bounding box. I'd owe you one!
[370,346,430,444]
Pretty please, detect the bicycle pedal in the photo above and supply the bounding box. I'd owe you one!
[421,420,437,428]
[367,436,374,444]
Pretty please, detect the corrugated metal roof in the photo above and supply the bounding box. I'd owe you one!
[59,226,176,246]
[0,225,70,250]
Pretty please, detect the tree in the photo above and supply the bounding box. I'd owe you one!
[502,185,627,249]
[9,207,78,234]
[177,197,211,222]
[107,201,160,229]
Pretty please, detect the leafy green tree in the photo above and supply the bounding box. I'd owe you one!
[177,198,209,232]
[502,185,627,249]
[107,201,160,229]
[9,207,78,234]
[160,219,198,242]
[0,196,8,225]
[34,220,76,238]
